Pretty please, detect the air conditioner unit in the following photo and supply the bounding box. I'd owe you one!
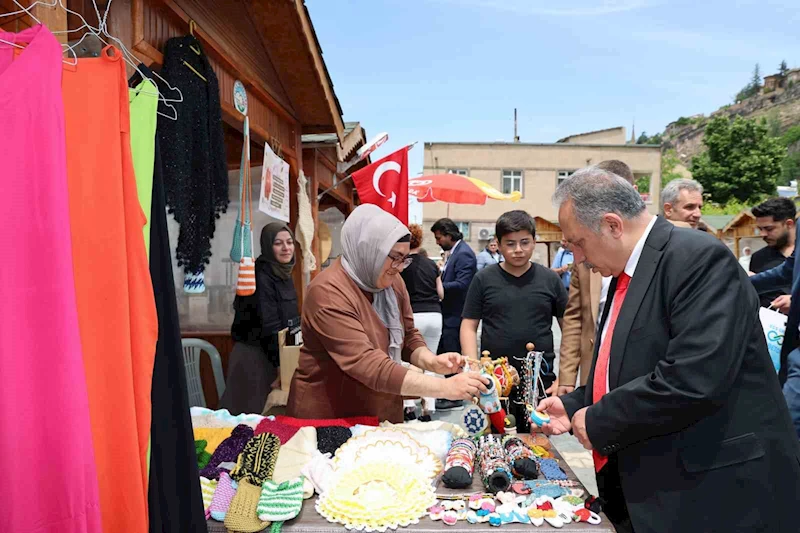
[478,228,492,240]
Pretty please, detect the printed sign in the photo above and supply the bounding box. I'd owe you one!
[259,142,290,222]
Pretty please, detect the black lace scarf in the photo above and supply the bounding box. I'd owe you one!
[157,35,229,274]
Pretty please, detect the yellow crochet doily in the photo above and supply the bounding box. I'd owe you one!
[333,428,442,478]
[315,462,436,532]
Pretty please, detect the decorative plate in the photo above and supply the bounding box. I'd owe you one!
[333,428,441,477]
[316,461,436,532]
[233,80,248,115]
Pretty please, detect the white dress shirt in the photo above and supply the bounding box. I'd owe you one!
[598,215,657,392]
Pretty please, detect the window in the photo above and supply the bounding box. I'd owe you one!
[455,221,470,241]
[557,170,575,186]
[447,168,469,176]
[502,169,523,194]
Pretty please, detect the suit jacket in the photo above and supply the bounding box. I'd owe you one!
[750,221,800,385]
[558,216,693,389]
[441,242,477,328]
[558,263,602,388]
[561,217,800,533]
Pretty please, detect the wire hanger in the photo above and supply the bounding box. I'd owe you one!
[1,1,77,65]
[188,20,201,55]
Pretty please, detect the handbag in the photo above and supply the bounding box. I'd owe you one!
[759,306,786,372]
[236,133,256,297]
[230,117,252,262]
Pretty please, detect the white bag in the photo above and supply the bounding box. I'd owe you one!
[759,307,786,372]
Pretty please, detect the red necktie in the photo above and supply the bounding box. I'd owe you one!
[592,273,631,472]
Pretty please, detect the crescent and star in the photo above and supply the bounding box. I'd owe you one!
[372,161,401,208]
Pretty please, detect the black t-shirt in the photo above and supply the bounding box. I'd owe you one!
[462,262,568,368]
[400,254,442,314]
[750,246,791,307]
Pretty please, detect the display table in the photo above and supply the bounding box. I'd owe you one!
[206,444,614,532]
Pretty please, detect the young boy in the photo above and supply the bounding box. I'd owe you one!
[461,210,568,433]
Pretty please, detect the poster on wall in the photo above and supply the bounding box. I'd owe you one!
[259,142,290,222]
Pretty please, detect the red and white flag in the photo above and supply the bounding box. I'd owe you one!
[350,146,409,224]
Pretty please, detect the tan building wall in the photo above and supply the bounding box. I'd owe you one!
[421,141,662,257]
[557,127,626,145]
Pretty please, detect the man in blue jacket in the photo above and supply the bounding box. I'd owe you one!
[431,218,477,410]
[750,221,800,438]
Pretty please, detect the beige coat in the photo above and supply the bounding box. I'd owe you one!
[558,263,602,388]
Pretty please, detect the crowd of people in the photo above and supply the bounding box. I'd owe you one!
[217,158,800,533]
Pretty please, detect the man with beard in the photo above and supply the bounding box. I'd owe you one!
[460,210,567,433]
[431,218,477,410]
[750,197,796,309]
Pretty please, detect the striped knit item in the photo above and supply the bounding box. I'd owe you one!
[231,433,281,486]
[200,477,217,519]
[236,257,256,296]
[209,472,237,521]
[257,477,304,528]
[184,270,205,294]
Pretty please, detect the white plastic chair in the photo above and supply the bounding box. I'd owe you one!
[182,338,226,408]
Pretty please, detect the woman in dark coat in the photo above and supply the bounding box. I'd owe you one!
[220,223,299,415]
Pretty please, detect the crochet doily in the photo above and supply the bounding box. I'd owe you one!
[315,462,436,532]
[333,428,442,478]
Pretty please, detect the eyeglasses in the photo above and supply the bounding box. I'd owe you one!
[388,253,413,269]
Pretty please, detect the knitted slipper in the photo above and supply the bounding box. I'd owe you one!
[200,477,218,519]
[200,425,255,480]
[257,477,305,532]
[209,472,237,521]
[254,419,300,444]
[224,480,269,532]
[316,426,351,456]
[231,433,281,486]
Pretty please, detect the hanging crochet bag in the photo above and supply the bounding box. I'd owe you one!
[230,117,252,262]
[236,136,256,297]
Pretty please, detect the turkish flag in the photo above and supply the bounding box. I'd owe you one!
[350,146,409,225]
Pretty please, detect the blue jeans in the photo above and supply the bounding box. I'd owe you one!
[785,348,800,439]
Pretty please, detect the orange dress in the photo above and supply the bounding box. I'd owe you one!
[62,47,158,533]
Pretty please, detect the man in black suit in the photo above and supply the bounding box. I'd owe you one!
[431,218,477,410]
[539,167,800,533]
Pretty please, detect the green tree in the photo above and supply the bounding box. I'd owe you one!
[779,60,789,77]
[781,152,800,186]
[690,115,785,204]
[636,132,663,145]
[735,63,762,102]
[637,132,649,144]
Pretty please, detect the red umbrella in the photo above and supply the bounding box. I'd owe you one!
[408,174,522,205]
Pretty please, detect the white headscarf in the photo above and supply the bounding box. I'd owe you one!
[340,204,410,362]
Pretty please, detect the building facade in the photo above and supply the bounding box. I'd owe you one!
[421,128,662,261]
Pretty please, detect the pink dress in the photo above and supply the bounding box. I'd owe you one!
[0,25,103,533]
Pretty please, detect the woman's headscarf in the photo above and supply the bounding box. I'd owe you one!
[340,204,410,362]
[257,222,296,280]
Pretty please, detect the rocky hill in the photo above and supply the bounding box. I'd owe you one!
[662,81,800,165]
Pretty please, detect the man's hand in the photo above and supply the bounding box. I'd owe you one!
[771,294,792,315]
[537,396,572,436]
[544,377,559,396]
[430,352,466,375]
[557,385,575,396]
[441,372,489,401]
[571,407,593,450]
[747,271,756,277]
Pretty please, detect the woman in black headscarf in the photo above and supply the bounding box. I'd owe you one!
[220,223,300,415]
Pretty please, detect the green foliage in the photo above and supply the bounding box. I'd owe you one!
[781,152,800,186]
[691,115,785,204]
[780,60,789,77]
[701,199,751,216]
[635,175,651,193]
[735,63,762,102]
[661,149,684,186]
[636,132,662,145]
[762,111,782,138]
[781,125,800,147]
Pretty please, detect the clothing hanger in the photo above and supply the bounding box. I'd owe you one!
[0,1,77,65]
[188,20,201,55]
[91,0,184,116]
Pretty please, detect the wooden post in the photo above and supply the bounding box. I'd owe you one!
[309,149,321,280]
[32,1,67,42]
